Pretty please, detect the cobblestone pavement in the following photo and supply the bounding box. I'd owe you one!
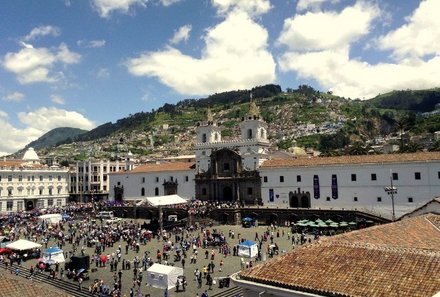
[18,220,313,297]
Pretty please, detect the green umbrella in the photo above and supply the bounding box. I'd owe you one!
[325,219,334,224]
[339,222,349,227]
[318,222,328,227]
[329,223,339,228]
[348,221,357,225]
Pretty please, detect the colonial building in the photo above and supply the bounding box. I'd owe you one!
[194,102,270,205]
[69,153,135,202]
[109,162,195,202]
[0,148,69,212]
[259,152,440,218]
[107,100,440,219]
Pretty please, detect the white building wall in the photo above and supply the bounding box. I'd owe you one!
[109,170,195,201]
[260,161,440,218]
[0,168,69,213]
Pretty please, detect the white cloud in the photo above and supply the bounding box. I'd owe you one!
[0,107,95,155]
[18,107,95,132]
[91,0,148,18]
[77,39,106,48]
[160,0,180,6]
[276,1,440,99]
[126,10,275,95]
[2,92,25,102]
[97,67,110,78]
[278,2,379,51]
[169,25,192,45]
[2,43,81,84]
[279,48,440,99]
[23,25,60,41]
[50,94,65,105]
[296,0,339,12]
[0,110,8,118]
[212,0,271,17]
[377,0,440,60]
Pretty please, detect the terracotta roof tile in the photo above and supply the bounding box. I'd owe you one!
[0,272,73,297]
[239,214,440,297]
[127,162,195,174]
[261,152,440,168]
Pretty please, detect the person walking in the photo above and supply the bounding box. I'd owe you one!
[78,276,83,291]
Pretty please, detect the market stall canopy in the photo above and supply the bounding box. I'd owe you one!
[38,213,62,224]
[136,195,188,207]
[147,263,184,290]
[6,239,42,251]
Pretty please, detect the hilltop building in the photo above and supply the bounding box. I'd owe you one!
[0,148,69,212]
[108,101,440,218]
[232,213,440,297]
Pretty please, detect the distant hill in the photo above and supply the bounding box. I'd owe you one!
[63,84,283,143]
[16,85,440,160]
[23,127,88,151]
[369,89,440,112]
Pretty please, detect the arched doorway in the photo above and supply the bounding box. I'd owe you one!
[270,213,278,225]
[223,186,233,201]
[26,200,34,211]
[289,192,299,208]
[301,195,310,208]
[115,193,123,202]
[221,213,229,224]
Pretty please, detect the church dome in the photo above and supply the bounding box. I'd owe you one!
[23,147,39,160]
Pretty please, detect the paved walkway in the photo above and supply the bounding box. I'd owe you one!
[13,221,314,297]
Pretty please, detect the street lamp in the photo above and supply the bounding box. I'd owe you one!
[384,173,397,221]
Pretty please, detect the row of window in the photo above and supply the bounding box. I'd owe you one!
[0,187,62,196]
[0,198,63,211]
[77,165,125,173]
[141,187,160,196]
[0,175,64,182]
[264,171,438,183]
[71,175,108,182]
[140,176,190,183]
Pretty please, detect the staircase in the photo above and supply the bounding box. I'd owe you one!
[212,286,243,297]
[0,262,93,297]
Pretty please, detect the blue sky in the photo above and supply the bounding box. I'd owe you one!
[1,0,439,156]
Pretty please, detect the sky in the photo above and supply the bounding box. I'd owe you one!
[1,0,439,156]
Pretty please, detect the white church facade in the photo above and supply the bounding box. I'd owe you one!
[108,101,440,218]
[0,148,69,213]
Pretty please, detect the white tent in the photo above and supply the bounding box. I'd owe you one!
[42,246,65,264]
[146,263,183,290]
[136,194,188,207]
[6,239,42,251]
[238,240,258,258]
[38,213,62,224]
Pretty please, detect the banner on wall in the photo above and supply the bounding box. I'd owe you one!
[313,175,320,199]
[332,174,338,199]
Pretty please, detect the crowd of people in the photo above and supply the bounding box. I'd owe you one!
[0,201,317,297]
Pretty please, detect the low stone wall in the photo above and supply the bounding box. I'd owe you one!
[109,206,389,226]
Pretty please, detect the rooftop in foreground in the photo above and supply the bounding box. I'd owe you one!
[237,214,440,297]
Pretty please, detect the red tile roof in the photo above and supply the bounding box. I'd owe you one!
[260,152,440,168]
[239,214,440,297]
[127,162,195,173]
[0,273,73,297]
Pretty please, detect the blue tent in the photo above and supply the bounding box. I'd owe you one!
[46,246,62,254]
[238,240,258,258]
[241,240,256,247]
[242,217,253,222]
